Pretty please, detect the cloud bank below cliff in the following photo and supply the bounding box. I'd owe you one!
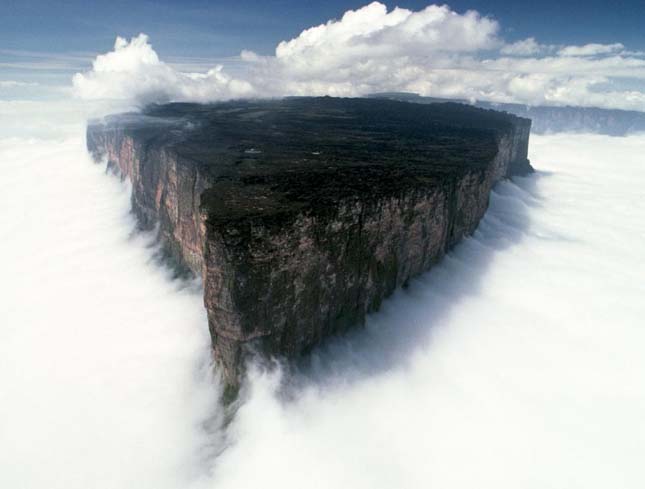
[2,100,644,488]
[0,119,222,488]
[72,2,645,111]
[201,133,645,488]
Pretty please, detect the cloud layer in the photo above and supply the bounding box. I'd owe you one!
[6,109,645,487]
[198,133,645,489]
[72,2,645,111]
[7,31,645,486]
[0,117,223,488]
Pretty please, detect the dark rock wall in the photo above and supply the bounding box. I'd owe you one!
[87,113,531,386]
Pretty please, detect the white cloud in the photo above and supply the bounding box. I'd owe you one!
[72,34,253,105]
[274,2,500,61]
[5,102,645,487]
[0,80,39,88]
[500,37,547,56]
[245,2,501,97]
[0,113,220,488]
[72,3,645,111]
[205,132,645,489]
[559,42,625,57]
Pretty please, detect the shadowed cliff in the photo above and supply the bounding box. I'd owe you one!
[86,97,532,390]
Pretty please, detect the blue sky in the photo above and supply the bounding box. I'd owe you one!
[2,0,642,58]
[2,1,645,109]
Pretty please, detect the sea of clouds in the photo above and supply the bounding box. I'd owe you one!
[1,101,644,489]
[0,106,222,488]
[2,2,645,488]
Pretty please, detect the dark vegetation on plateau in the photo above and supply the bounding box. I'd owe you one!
[108,97,526,230]
[88,97,531,390]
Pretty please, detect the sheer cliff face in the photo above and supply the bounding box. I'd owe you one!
[87,97,532,386]
[87,129,208,276]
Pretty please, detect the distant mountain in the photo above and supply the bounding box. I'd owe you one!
[368,92,645,136]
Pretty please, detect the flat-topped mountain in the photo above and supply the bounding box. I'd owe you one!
[87,97,532,390]
[370,92,645,136]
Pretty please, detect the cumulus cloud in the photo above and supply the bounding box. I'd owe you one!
[275,3,500,60]
[73,2,645,111]
[244,2,501,97]
[72,34,253,104]
[500,37,548,56]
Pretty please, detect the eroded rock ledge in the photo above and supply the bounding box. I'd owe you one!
[87,97,532,386]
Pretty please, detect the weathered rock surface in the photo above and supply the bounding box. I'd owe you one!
[87,97,532,386]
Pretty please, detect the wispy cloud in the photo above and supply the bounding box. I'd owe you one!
[0,80,39,88]
[558,42,625,57]
[500,38,551,56]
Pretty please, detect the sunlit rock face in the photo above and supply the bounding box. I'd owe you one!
[87,97,532,386]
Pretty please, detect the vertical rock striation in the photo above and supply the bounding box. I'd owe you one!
[87,97,532,386]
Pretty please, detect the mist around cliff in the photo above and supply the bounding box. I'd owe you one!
[2,96,644,488]
[204,133,645,488]
[0,114,224,488]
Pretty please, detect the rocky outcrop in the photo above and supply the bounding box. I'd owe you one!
[87,97,532,387]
